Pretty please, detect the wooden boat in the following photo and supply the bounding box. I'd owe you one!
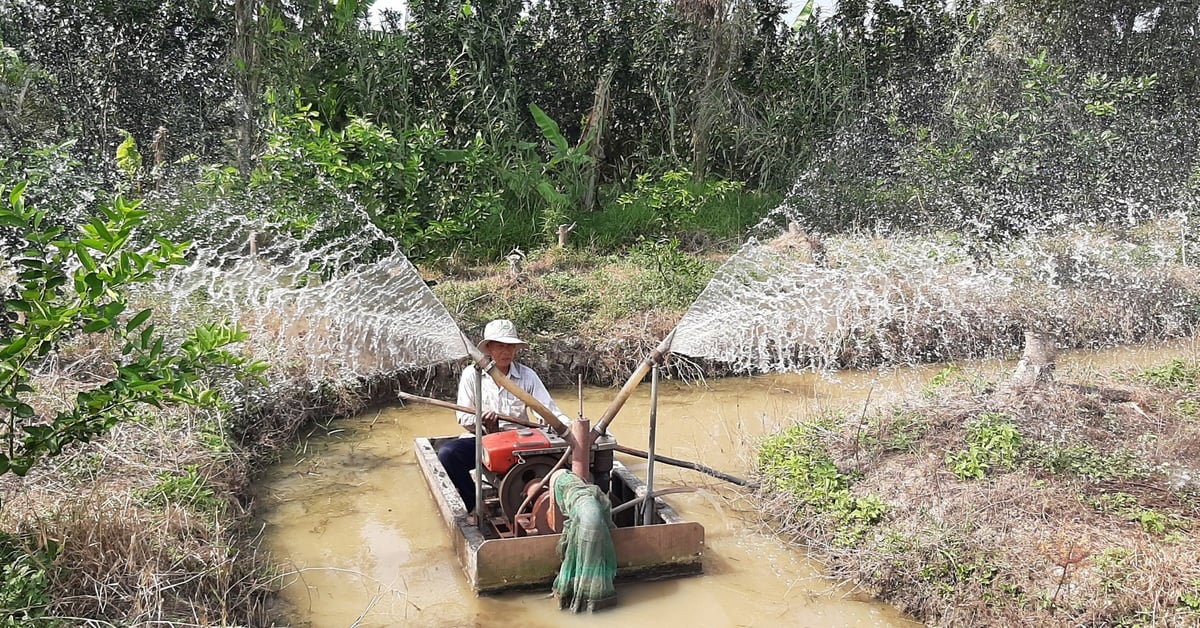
[414,434,705,594]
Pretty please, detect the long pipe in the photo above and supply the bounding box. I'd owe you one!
[461,332,574,445]
[643,363,659,526]
[592,329,675,436]
[473,363,484,520]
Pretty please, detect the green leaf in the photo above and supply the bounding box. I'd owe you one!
[13,403,35,418]
[528,103,569,154]
[0,335,30,360]
[126,308,152,332]
[75,242,97,271]
[436,149,467,163]
[80,238,110,252]
[0,453,9,475]
[82,318,111,333]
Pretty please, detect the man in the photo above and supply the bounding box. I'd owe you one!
[437,319,570,512]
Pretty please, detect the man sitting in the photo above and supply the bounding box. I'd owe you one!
[437,319,570,512]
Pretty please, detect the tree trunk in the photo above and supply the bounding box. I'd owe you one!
[233,0,261,178]
[1011,330,1057,387]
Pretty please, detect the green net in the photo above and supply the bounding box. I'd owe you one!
[552,471,617,612]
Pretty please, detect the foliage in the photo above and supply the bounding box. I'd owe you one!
[1138,359,1200,391]
[946,412,1022,480]
[137,464,223,513]
[758,418,889,546]
[1032,442,1148,481]
[616,169,744,234]
[0,531,58,627]
[0,183,267,479]
[238,109,504,261]
[0,0,236,160]
[625,237,715,311]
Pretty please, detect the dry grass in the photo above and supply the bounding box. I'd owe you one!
[0,331,425,625]
[753,363,1200,627]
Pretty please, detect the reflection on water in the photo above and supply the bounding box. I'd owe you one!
[257,339,1196,627]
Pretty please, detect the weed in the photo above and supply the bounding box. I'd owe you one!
[946,413,1022,480]
[1092,547,1132,594]
[1086,492,1139,513]
[858,408,928,454]
[0,532,59,627]
[923,364,961,397]
[137,464,222,513]
[1175,398,1200,421]
[1132,509,1168,534]
[759,418,889,545]
[1032,443,1149,481]
[625,237,714,310]
[1181,579,1200,613]
[1139,359,1200,390]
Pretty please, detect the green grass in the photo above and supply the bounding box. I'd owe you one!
[758,417,888,546]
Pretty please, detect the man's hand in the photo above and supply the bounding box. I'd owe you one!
[482,411,501,433]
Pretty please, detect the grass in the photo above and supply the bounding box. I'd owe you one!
[753,358,1200,626]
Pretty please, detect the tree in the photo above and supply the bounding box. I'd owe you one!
[0,0,238,163]
[0,183,267,479]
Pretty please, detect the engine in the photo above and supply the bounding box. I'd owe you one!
[477,426,616,538]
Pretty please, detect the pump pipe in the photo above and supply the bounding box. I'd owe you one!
[592,329,675,436]
[473,362,484,521]
[643,363,659,526]
[461,332,576,447]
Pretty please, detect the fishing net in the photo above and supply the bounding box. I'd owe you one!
[551,470,617,613]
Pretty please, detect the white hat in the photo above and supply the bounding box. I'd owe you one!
[478,319,527,350]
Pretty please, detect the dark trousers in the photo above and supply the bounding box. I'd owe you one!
[437,437,478,512]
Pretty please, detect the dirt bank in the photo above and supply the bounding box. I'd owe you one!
[755,357,1200,626]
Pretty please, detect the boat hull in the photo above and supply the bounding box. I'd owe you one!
[414,436,705,594]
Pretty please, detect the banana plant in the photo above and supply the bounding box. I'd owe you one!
[527,103,598,235]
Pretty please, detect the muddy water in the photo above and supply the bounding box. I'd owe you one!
[257,340,1196,627]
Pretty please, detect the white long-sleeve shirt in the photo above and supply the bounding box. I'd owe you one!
[455,362,571,432]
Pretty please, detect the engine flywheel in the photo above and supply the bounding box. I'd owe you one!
[498,455,558,522]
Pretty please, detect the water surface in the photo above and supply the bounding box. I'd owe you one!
[258,339,1195,627]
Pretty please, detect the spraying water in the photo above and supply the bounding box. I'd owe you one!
[144,191,468,385]
[670,207,1199,373]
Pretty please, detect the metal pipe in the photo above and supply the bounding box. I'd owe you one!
[644,363,659,526]
[461,332,573,443]
[612,487,696,517]
[593,329,675,436]
[473,362,484,521]
[571,419,591,482]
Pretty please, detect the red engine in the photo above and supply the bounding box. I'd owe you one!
[480,428,565,474]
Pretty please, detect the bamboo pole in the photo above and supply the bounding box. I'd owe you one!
[592,329,675,436]
[612,444,752,487]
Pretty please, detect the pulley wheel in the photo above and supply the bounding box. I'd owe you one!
[498,455,557,522]
[531,490,563,534]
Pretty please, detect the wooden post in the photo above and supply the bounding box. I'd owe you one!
[506,251,523,280]
[1012,330,1057,387]
[557,223,576,248]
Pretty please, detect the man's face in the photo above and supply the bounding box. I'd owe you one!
[486,341,519,370]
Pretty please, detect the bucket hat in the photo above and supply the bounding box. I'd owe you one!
[478,319,527,350]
